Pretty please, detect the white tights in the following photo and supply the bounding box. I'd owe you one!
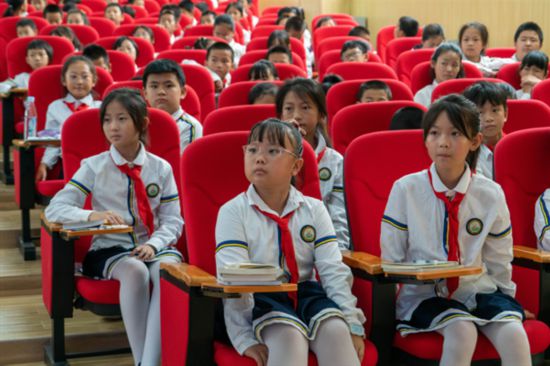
[111,256,180,366]
[437,320,531,366]
[261,317,360,366]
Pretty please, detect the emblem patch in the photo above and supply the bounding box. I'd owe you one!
[466,218,483,236]
[146,183,160,198]
[318,167,332,181]
[300,225,316,243]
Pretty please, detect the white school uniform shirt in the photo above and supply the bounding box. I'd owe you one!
[475,144,494,180]
[483,54,518,72]
[464,56,499,77]
[45,143,183,253]
[534,188,550,251]
[413,80,438,108]
[229,39,246,66]
[381,164,515,321]
[315,132,350,250]
[41,94,101,169]
[515,89,531,100]
[301,30,314,77]
[215,184,365,355]
[171,107,202,153]
[206,67,231,90]
[0,72,30,93]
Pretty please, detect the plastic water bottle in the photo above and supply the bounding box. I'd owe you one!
[24,96,37,140]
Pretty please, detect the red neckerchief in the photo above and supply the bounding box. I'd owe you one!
[428,169,466,297]
[254,205,298,308]
[316,147,326,164]
[64,101,89,113]
[485,132,506,152]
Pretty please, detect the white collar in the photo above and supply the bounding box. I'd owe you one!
[246,184,304,217]
[171,107,184,121]
[429,163,471,196]
[64,93,94,107]
[314,130,327,155]
[110,142,146,167]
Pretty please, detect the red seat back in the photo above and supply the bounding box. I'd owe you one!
[311,13,354,29]
[245,36,307,64]
[180,63,216,119]
[395,49,434,87]
[114,24,171,52]
[431,78,501,102]
[375,25,422,63]
[238,49,306,71]
[504,99,550,134]
[325,62,398,81]
[231,63,306,83]
[317,50,381,80]
[313,25,354,53]
[485,48,515,58]
[88,17,117,38]
[250,25,283,39]
[156,49,207,65]
[144,0,161,14]
[171,35,227,49]
[410,61,483,94]
[202,104,276,135]
[331,101,427,154]
[261,6,282,16]
[39,24,100,46]
[218,80,283,107]
[256,16,277,27]
[6,36,75,78]
[0,16,49,43]
[315,36,370,61]
[496,62,522,90]
[181,131,321,275]
[126,4,149,18]
[184,24,214,37]
[95,36,155,67]
[532,78,550,107]
[80,0,107,12]
[326,79,414,122]
[384,37,422,68]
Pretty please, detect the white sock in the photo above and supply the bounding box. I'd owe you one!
[262,323,309,366]
[479,321,531,366]
[309,317,360,366]
[436,320,478,366]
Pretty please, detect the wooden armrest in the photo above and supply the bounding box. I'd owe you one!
[342,251,383,275]
[41,212,63,233]
[59,225,132,240]
[13,138,61,148]
[514,245,550,263]
[10,87,28,95]
[202,282,297,294]
[384,266,482,280]
[161,262,217,287]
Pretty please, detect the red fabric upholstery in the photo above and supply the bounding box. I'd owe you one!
[532,78,550,107]
[384,37,422,68]
[410,61,483,94]
[326,79,414,122]
[39,24,100,46]
[261,6,282,16]
[496,62,521,90]
[80,0,107,12]
[41,226,54,315]
[246,36,307,66]
[202,104,276,135]
[0,16,49,43]
[239,49,306,71]
[315,36,370,61]
[325,62,398,81]
[180,63,216,119]
[6,36,75,77]
[313,25,354,54]
[256,16,277,27]
[317,50,382,80]
[431,78,501,102]
[218,80,283,107]
[395,49,434,87]
[376,25,396,63]
[331,101,427,155]
[126,4,149,18]
[171,35,227,49]
[156,49,207,65]
[114,24,171,52]
[183,24,214,37]
[311,13,354,29]
[485,48,516,58]
[88,17,117,38]
[231,63,306,83]
[75,277,120,304]
[504,99,550,134]
[35,180,65,197]
[250,25,283,39]
[95,36,155,67]
[0,38,7,82]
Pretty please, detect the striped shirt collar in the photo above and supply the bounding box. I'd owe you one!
[110,142,146,167]
[171,107,185,121]
[429,163,471,196]
[246,184,304,217]
[64,93,95,107]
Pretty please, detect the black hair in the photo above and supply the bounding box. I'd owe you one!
[161,4,181,21]
[122,5,136,18]
[321,74,343,94]
[248,82,279,104]
[113,36,139,58]
[266,45,292,63]
[66,8,90,25]
[519,50,549,75]
[389,106,424,130]
[27,39,54,62]
[225,2,243,16]
[514,21,543,45]
[357,80,392,101]
[315,16,334,29]
[463,81,509,112]
[249,60,278,80]
[133,25,155,43]
[3,0,26,17]
[248,118,303,158]
[267,30,290,48]
[16,18,37,32]
[458,22,489,53]
[194,2,208,12]
[62,1,78,12]
[422,23,445,42]
[82,44,109,65]
[276,78,331,147]
[178,0,194,14]
[276,6,295,19]
[430,43,464,80]
[43,4,62,16]
[214,14,235,31]
[201,10,216,18]
[143,59,186,87]
[206,41,234,63]
[101,88,149,144]
[105,3,122,12]
[497,82,517,100]
[193,37,214,49]
[50,26,82,51]
[422,94,480,169]
[349,26,370,37]
[341,39,370,56]
[398,16,419,37]
[285,16,305,33]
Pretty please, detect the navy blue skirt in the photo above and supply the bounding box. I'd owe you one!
[397,291,525,336]
[252,281,345,341]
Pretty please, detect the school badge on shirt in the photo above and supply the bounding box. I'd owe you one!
[318,167,332,181]
[466,218,483,235]
[146,183,160,198]
[300,225,316,243]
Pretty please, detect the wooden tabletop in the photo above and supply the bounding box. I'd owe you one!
[384,266,482,280]
[514,245,550,263]
[13,138,61,148]
[0,87,27,98]
[342,251,383,275]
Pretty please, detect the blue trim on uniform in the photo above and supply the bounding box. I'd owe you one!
[68,179,91,195]
[179,115,196,144]
[215,240,248,252]
[125,176,137,245]
[160,194,179,203]
[442,209,449,255]
[332,186,344,193]
[538,194,550,242]
[314,235,337,249]
[382,215,408,231]
[488,225,512,238]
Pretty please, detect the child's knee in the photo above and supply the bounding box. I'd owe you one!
[119,258,150,284]
[447,320,478,344]
[264,324,306,348]
[318,317,352,339]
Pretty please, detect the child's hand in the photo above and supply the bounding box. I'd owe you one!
[525,309,536,320]
[214,80,223,93]
[285,119,307,137]
[131,244,156,261]
[351,334,365,362]
[520,74,542,92]
[35,163,48,182]
[88,210,125,225]
[244,344,268,366]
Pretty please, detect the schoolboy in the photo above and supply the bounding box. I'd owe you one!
[341,40,370,62]
[104,3,124,26]
[348,26,370,42]
[16,18,37,38]
[205,41,234,93]
[213,14,245,65]
[394,16,419,38]
[356,80,392,103]
[266,45,292,64]
[43,4,63,25]
[178,0,196,25]
[82,44,112,72]
[158,8,179,43]
[200,10,216,25]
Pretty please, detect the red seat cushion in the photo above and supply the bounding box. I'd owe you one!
[15,121,24,134]
[35,179,65,197]
[393,319,550,360]
[75,276,120,305]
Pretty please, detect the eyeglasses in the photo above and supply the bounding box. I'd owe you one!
[342,50,364,61]
[242,144,298,159]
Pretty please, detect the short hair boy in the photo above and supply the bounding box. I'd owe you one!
[357,80,392,103]
[463,81,509,180]
[348,26,370,42]
[43,4,63,25]
[285,16,305,40]
[66,8,89,25]
[205,41,234,92]
[82,44,111,72]
[417,23,445,49]
[178,0,195,22]
[513,21,543,61]
[104,3,124,26]
[389,106,424,130]
[142,59,203,153]
[266,46,292,64]
[341,40,370,62]
[201,10,216,25]
[158,9,179,40]
[16,18,37,38]
[213,14,245,65]
[395,16,419,37]
[248,82,279,104]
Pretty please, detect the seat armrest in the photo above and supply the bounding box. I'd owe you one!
[161,262,217,287]
[342,251,383,275]
[384,266,482,281]
[514,245,550,264]
[41,212,62,233]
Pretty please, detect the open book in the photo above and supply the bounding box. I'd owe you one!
[62,220,129,231]
[219,263,284,285]
[382,260,461,272]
